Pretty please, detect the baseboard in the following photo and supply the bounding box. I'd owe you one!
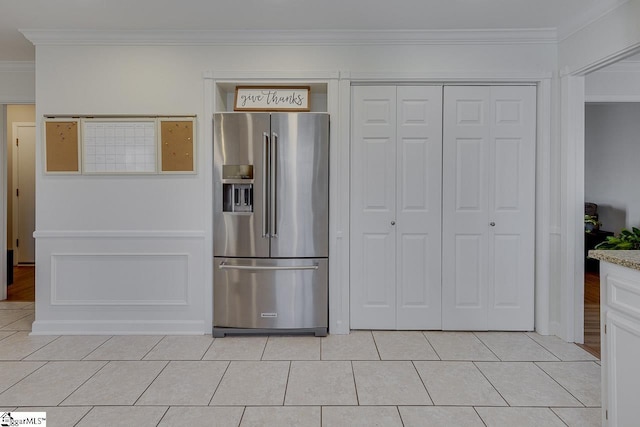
[549,320,562,339]
[30,320,208,335]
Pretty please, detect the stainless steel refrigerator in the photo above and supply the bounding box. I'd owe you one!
[213,112,329,337]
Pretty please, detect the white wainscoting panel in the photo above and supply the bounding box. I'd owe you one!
[32,231,206,335]
[51,253,189,306]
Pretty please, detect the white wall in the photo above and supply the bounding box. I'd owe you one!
[559,0,640,74]
[585,103,640,234]
[555,0,640,341]
[0,62,35,103]
[586,63,640,102]
[31,36,557,334]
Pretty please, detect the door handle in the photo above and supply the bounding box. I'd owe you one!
[219,263,318,271]
[271,132,278,238]
[391,221,396,226]
[489,222,496,227]
[262,132,269,238]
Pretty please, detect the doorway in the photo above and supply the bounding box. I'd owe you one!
[4,105,36,302]
[582,100,640,357]
[576,51,640,354]
[13,122,36,264]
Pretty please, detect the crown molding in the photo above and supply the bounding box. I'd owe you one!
[20,28,557,47]
[0,61,35,72]
[595,60,640,73]
[557,0,629,42]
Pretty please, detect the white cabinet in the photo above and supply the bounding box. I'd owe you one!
[350,85,443,329]
[442,86,536,331]
[600,261,640,426]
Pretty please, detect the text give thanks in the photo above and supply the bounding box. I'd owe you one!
[234,86,310,111]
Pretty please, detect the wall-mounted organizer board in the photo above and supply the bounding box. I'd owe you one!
[43,116,196,175]
[44,119,81,173]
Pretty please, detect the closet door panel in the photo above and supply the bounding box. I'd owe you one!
[396,86,443,329]
[350,86,397,329]
[487,86,536,330]
[443,86,491,330]
[443,85,535,331]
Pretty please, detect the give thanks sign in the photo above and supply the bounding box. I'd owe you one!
[234,86,311,111]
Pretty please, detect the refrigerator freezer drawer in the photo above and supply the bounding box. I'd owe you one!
[213,257,328,331]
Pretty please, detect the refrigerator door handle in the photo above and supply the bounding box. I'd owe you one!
[218,262,319,271]
[271,131,278,238]
[262,132,269,238]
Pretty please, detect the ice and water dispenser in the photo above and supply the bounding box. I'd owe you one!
[222,165,254,213]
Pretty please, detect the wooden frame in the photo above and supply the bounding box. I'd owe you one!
[42,115,197,175]
[44,118,81,174]
[159,117,196,173]
[234,86,310,111]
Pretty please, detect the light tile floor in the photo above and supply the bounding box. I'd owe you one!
[0,304,601,426]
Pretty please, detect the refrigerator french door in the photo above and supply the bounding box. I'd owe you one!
[213,112,329,337]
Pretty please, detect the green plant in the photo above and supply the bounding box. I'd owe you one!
[595,227,640,250]
[584,215,601,232]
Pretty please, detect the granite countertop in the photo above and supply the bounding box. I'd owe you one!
[588,250,640,271]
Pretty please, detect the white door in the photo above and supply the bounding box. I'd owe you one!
[15,124,36,264]
[350,86,397,329]
[395,86,443,329]
[350,85,442,330]
[442,86,536,330]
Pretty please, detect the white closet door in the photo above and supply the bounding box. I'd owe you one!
[487,86,536,330]
[442,86,536,331]
[442,87,491,330]
[350,86,397,329]
[396,86,442,329]
[351,85,443,330]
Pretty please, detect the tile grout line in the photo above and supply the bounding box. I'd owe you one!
[0,359,49,398]
[72,405,94,427]
[131,360,171,406]
[472,406,489,427]
[154,406,171,427]
[259,336,268,360]
[522,332,561,361]
[549,407,572,427]
[282,360,292,406]
[472,361,510,407]
[141,335,168,360]
[350,361,360,406]
[56,360,110,407]
[208,360,231,406]
[421,331,443,361]
[411,360,435,406]
[370,331,382,360]
[472,332,502,361]
[17,334,60,361]
[533,361,591,408]
[82,335,115,360]
[237,406,246,427]
[200,336,216,361]
[396,405,405,427]
[0,330,19,345]
[0,309,34,330]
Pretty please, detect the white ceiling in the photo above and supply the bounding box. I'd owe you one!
[0,0,610,61]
